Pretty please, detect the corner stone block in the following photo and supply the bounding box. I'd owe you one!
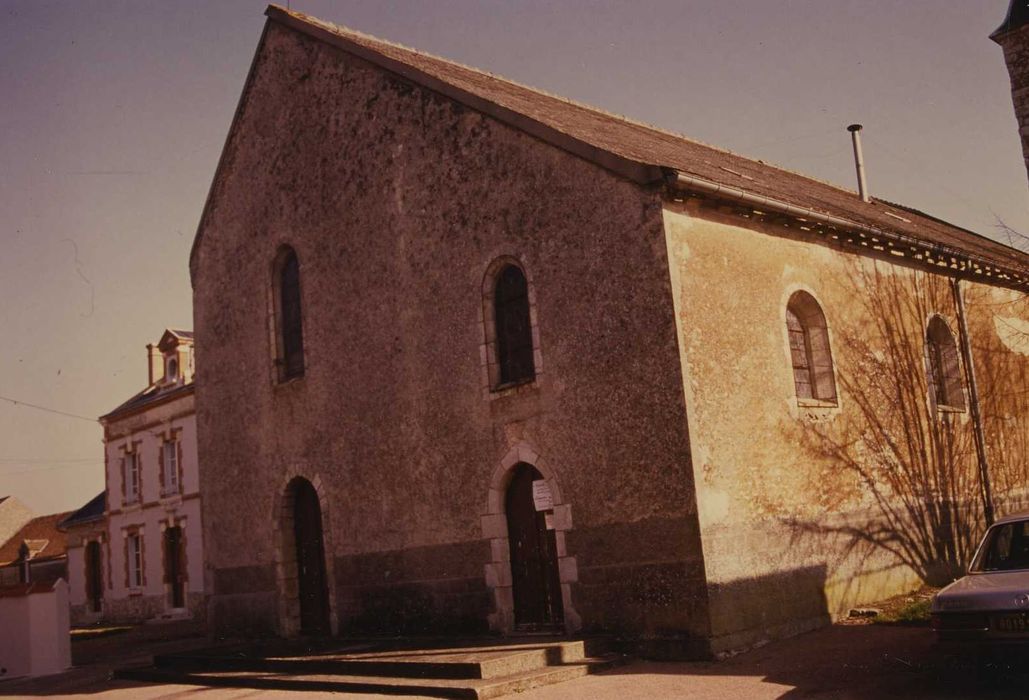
[552,504,573,531]
[490,537,510,563]
[501,449,519,470]
[517,444,540,465]
[554,530,567,557]
[484,562,499,588]
[487,488,503,514]
[481,513,507,539]
[558,556,578,583]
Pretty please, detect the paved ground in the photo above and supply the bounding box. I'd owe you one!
[3,621,1029,698]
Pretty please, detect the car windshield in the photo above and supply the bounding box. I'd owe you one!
[971,520,1029,572]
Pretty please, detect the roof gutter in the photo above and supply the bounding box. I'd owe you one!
[669,171,1028,290]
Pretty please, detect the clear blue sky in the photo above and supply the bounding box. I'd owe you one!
[1,0,1026,514]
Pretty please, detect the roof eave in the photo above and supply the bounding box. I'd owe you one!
[667,170,1029,292]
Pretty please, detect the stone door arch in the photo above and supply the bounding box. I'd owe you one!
[481,442,580,633]
[274,472,338,636]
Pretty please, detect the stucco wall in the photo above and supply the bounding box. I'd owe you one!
[664,200,1029,653]
[103,396,204,622]
[193,20,706,647]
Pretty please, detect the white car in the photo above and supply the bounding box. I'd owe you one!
[932,512,1029,642]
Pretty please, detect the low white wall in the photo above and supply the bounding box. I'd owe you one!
[0,580,71,679]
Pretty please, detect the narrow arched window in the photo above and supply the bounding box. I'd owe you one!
[926,316,964,410]
[494,264,535,385]
[786,291,837,403]
[275,247,305,380]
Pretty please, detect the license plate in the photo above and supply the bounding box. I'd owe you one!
[994,613,1029,632]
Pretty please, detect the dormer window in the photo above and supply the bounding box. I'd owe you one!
[166,357,179,383]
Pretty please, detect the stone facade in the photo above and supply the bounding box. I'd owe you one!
[194,17,704,650]
[994,3,1029,187]
[191,8,1029,657]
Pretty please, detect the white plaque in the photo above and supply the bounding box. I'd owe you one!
[532,480,553,512]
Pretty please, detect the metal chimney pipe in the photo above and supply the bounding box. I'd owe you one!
[847,124,870,202]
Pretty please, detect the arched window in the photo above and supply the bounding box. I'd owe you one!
[786,291,837,403]
[274,247,305,380]
[494,264,535,386]
[926,316,964,410]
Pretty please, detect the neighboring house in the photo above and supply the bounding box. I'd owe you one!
[0,496,34,550]
[59,493,106,625]
[190,6,1029,656]
[0,511,72,587]
[97,329,204,622]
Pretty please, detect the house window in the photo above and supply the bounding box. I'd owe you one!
[124,452,140,504]
[162,440,179,495]
[274,247,305,381]
[494,264,535,386]
[127,533,143,589]
[786,291,837,403]
[166,357,178,382]
[926,315,965,410]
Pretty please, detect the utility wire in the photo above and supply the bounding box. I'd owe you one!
[0,394,97,422]
[1,461,103,476]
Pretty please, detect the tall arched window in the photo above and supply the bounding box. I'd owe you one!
[786,291,837,403]
[926,315,964,410]
[275,246,305,380]
[494,264,535,386]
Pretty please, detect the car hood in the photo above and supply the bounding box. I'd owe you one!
[934,571,1029,612]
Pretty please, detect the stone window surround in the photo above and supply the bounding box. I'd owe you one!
[267,242,310,387]
[120,441,143,507]
[271,467,339,637]
[780,284,843,416]
[481,441,581,634]
[157,427,184,498]
[122,525,146,594]
[479,256,544,400]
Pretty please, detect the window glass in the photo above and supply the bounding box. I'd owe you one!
[494,265,534,385]
[975,522,1029,572]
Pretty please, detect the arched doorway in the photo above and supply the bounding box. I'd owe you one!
[506,463,563,630]
[290,478,330,635]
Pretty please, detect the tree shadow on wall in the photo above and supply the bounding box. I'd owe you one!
[780,263,1029,587]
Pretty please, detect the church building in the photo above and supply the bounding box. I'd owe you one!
[191,5,1029,656]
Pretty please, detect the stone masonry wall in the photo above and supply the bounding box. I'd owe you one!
[193,19,708,649]
[997,23,1029,188]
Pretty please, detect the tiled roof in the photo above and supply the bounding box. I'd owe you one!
[0,511,73,566]
[261,6,1029,286]
[58,492,105,530]
[100,381,194,423]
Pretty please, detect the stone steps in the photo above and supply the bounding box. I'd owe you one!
[117,638,624,699]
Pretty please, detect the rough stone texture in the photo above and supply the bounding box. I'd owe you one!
[997,22,1029,189]
[193,21,704,646]
[663,201,1029,654]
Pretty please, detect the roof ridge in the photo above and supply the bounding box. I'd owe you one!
[276,7,866,202]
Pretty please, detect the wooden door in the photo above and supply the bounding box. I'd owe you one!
[85,540,103,613]
[506,463,563,629]
[293,479,330,635]
[165,527,185,609]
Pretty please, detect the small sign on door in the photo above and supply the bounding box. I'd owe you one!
[532,479,554,512]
